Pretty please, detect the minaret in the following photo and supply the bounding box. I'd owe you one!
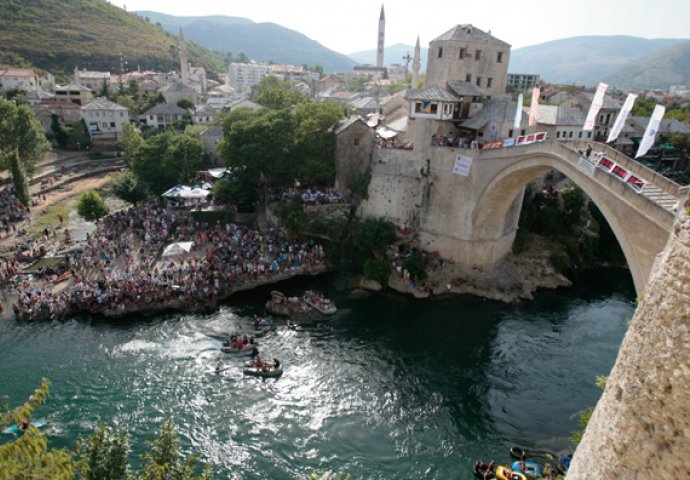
[179,26,189,86]
[412,35,421,88]
[376,5,385,68]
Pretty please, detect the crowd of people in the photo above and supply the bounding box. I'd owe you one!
[377,138,414,150]
[274,187,350,205]
[0,185,31,240]
[434,133,479,149]
[12,204,327,320]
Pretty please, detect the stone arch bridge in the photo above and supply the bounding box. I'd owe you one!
[360,140,687,294]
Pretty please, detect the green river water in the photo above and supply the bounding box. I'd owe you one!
[0,270,635,479]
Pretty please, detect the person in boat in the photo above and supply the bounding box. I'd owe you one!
[273,358,280,369]
[484,460,496,480]
[21,420,29,430]
[518,454,526,473]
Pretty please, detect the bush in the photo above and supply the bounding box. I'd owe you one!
[549,248,572,274]
[363,258,390,285]
[403,249,427,280]
[348,169,372,200]
[110,171,148,204]
[77,190,109,221]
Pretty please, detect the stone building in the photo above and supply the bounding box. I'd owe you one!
[334,116,375,191]
[160,81,199,106]
[81,97,130,142]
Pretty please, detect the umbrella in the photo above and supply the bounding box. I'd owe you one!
[162,185,192,199]
[162,241,194,257]
[180,188,210,199]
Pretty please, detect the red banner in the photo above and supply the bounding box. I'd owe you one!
[481,140,504,150]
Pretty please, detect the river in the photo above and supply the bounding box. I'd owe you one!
[0,269,634,479]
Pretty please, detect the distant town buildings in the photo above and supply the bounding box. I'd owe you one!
[0,67,39,92]
[81,97,130,141]
[228,62,318,88]
[506,73,540,91]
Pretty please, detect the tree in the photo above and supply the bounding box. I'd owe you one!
[51,114,70,148]
[255,76,305,110]
[0,98,50,176]
[99,79,110,98]
[77,424,129,480]
[0,378,75,480]
[140,414,213,480]
[8,148,30,207]
[77,190,109,221]
[110,170,148,204]
[127,79,139,97]
[68,120,92,151]
[177,98,194,110]
[119,123,145,166]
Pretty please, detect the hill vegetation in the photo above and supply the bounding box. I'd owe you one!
[0,0,226,78]
[508,35,689,87]
[603,41,690,89]
[136,11,357,73]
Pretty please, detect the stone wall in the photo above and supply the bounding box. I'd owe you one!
[334,120,375,191]
[567,202,690,480]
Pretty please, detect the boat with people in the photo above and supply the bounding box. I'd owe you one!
[2,419,48,434]
[558,454,572,474]
[473,460,495,479]
[253,315,272,328]
[495,466,527,480]
[302,290,337,315]
[221,334,258,355]
[511,461,541,477]
[243,357,283,378]
[265,290,315,318]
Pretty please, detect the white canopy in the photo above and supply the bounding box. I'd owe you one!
[376,127,398,139]
[179,188,210,199]
[207,168,228,179]
[161,185,192,199]
[162,241,194,257]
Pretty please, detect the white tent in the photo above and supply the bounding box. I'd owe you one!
[162,241,194,257]
[161,185,192,199]
[179,188,211,199]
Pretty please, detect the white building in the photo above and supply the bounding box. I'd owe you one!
[138,103,186,129]
[0,68,39,92]
[229,63,272,88]
[75,68,111,93]
[81,97,130,141]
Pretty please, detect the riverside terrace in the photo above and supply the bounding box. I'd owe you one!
[12,204,326,320]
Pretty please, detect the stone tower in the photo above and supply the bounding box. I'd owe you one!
[425,24,510,97]
[376,5,385,68]
[179,25,189,86]
[412,35,421,88]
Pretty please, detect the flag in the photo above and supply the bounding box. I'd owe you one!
[606,93,637,143]
[635,104,665,159]
[528,88,540,127]
[513,93,523,130]
[583,82,608,131]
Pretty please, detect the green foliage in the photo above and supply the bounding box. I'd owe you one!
[177,98,194,110]
[403,249,427,281]
[0,0,225,77]
[255,76,306,110]
[110,170,148,204]
[211,176,256,207]
[8,148,30,207]
[363,258,390,284]
[77,190,109,221]
[569,407,593,447]
[51,114,70,147]
[669,132,690,150]
[119,123,145,166]
[275,198,305,236]
[549,247,572,275]
[67,120,92,151]
[140,414,213,480]
[348,169,372,200]
[131,131,207,194]
[351,219,396,258]
[0,378,75,480]
[631,95,656,117]
[0,98,50,175]
[77,424,129,480]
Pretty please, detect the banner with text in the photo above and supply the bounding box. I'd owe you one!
[453,155,473,177]
[528,88,540,127]
[583,82,608,131]
[606,93,637,143]
[635,104,665,158]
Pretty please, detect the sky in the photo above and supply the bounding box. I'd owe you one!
[109,0,690,54]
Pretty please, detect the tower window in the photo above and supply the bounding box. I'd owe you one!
[487,78,493,88]
[466,74,472,82]
[475,50,481,61]
[438,47,443,58]
[476,77,481,87]
[459,48,466,59]
[497,52,503,63]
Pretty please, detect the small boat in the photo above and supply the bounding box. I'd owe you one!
[495,466,527,480]
[243,361,283,378]
[558,455,572,474]
[473,461,494,479]
[221,344,258,355]
[511,461,541,477]
[302,291,337,315]
[253,316,273,328]
[2,419,48,434]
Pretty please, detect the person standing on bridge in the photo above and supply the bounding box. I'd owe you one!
[586,144,593,159]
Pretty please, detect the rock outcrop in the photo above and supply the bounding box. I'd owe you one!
[568,203,690,479]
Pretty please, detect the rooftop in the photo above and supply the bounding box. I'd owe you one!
[405,86,460,102]
[81,97,128,111]
[142,103,186,116]
[448,81,490,97]
[431,24,511,47]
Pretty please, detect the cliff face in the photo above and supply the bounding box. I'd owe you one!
[568,201,690,479]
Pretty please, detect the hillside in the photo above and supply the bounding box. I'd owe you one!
[604,41,690,89]
[348,43,429,71]
[508,36,688,86]
[137,11,356,73]
[0,0,226,78]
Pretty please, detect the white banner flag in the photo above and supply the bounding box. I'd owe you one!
[635,104,665,159]
[528,88,540,127]
[513,93,523,130]
[583,82,608,131]
[606,93,637,143]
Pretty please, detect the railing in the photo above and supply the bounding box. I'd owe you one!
[565,141,681,198]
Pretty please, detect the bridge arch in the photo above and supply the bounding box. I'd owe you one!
[472,144,676,294]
